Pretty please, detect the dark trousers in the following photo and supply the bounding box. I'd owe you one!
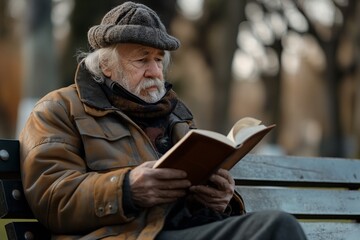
[156,210,307,240]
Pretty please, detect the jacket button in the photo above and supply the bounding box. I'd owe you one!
[110,176,118,182]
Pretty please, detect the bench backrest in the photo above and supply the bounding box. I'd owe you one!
[231,154,360,240]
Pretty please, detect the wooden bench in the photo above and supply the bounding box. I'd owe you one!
[231,154,360,240]
[1,139,359,239]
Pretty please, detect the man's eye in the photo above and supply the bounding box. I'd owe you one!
[131,59,146,68]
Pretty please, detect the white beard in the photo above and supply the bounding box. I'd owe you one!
[133,78,166,103]
[117,74,166,103]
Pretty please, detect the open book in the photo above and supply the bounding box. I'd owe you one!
[153,117,275,185]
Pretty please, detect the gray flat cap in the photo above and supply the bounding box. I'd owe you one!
[88,1,180,50]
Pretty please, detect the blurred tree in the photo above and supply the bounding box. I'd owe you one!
[0,0,22,137]
[23,0,59,97]
[0,0,7,37]
[0,0,11,137]
[352,1,360,158]
[194,0,247,133]
[232,0,360,157]
[293,0,358,157]
[16,0,60,136]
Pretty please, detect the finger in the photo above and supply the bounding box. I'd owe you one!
[191,191,213,205]
[216,168,235,185]
[152,168,188,180]
[209,172,235,192]
[150,189,189,205]
[141,160,158,168]
[156,189,188,198]
[157,179,191,190]
[192,193,226,212]
[209,174,232,191]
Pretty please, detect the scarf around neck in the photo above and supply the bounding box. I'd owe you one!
[101,78,178,154]
[102,77,178,119]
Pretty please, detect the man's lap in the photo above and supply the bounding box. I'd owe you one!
[156,210,307,240]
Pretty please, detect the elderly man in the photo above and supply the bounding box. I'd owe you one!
[19,2,307,239]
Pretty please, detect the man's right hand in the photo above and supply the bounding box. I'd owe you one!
[129,160,191,208]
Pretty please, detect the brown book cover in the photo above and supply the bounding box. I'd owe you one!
[153,117,275,185]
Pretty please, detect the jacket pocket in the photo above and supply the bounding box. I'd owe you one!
[74,116,139,170]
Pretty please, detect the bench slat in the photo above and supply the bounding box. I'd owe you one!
[0,139,20,179]
[236,186,360,219]
[0,180,34,218]
[301,222,360,240]
[5,221,51,240]
[231,154,360,188]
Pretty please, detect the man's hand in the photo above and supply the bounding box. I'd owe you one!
[189,168,235,213]
[129,161,191,208]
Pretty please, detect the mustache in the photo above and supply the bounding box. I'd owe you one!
[139,78,164,90]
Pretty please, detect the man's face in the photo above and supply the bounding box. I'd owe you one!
[105,43,166,103]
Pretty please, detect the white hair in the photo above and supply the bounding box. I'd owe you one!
[79,44,171,83]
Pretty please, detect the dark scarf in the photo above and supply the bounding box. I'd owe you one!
[101,78,178,154]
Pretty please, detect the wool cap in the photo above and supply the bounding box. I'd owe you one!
[88,2,180,51]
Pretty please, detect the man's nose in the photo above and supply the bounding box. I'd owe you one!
[144,60,162,79]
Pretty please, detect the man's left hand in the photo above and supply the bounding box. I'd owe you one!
[189,168,235,213]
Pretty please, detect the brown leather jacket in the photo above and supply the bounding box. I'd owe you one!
[19,64,245,239]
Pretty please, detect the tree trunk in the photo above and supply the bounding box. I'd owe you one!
[17,0,59,135]
[198,0,246,133]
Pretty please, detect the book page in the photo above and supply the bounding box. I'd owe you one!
[227,117,262,142]
[220,124,276,170]
[232,125,267,146]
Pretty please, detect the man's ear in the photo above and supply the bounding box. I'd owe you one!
[100,63,112,78]
[102,68,112,78]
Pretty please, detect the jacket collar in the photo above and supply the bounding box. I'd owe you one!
[74,61,115,111]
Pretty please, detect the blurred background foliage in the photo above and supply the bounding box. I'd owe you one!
[1,0,360,158]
